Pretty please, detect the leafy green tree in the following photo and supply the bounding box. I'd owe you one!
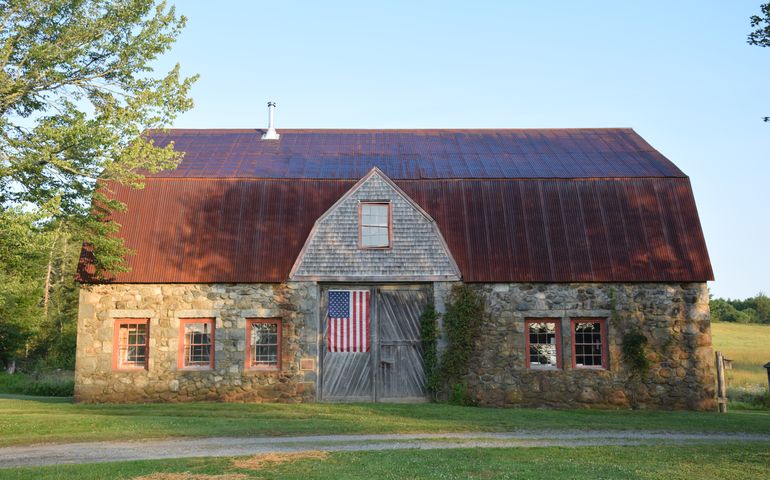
[753,292,770,323]
[1,1,196,370]
[0,208,47,369]
[749,2,770,121]
[27,225,81,369]
[1,0,197,276]
[710,293,770,324]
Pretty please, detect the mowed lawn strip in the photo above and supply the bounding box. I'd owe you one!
[2,444,770,480]
[2,396,770,447]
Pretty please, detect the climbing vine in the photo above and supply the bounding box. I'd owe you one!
[444,285,486,404]
[420,285,485,404]
[610,288,651,378]
[621,329,650,377]
[610,287,653,409]
[419,304,440,397]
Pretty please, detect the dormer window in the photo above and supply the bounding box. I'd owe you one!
[359,202,391,248]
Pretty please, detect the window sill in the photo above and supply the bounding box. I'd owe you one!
[574,365,607,370]
[113,366,148,372]
[527,365,561,371]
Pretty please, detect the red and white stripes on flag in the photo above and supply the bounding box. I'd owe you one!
[327,290,370,352]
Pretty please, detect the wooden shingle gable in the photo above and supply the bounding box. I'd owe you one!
[289,167,461,281]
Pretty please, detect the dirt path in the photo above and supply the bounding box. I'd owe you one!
[2,431,769,468]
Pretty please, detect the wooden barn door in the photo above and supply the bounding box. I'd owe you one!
[320,286,374,402]
[375,286,429,402]
[319,285,429,402]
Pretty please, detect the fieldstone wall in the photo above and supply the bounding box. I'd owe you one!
[75,283,319,403]
[77,280,714,409]
[434,282,715,410]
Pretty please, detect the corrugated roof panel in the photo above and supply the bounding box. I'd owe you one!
[146,129,686,179]
[577,184,612,279]
[78,127,712,284]
[78,177,714,283]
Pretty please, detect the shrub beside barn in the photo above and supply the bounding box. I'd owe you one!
[75,127,715,409]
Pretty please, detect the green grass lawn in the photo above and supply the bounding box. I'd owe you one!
[2,444,769,480]
[0,321,765,451]
[1,396,770,447]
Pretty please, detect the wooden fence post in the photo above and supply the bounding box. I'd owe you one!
[715,351,727,413]
[764,362,770,398]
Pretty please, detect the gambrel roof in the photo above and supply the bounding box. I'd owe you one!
[78,128,713,283]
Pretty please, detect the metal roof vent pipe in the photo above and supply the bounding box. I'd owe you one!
[261,101,280,140]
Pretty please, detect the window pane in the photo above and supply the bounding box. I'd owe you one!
[119,322,148,367]
[251,322,280,367]
[188,344,210,364]
[186,322,210,335]
[528,322,558,367]
[184,321,213,366]
[190,332,210,345]
[362,204,388,226]
[362,226,389,247]
[574,321,603,367]
[127,346,145,363]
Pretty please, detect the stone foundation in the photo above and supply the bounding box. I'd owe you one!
[76,281,714,409]
[75,283,319,403]
[444,282,715,410]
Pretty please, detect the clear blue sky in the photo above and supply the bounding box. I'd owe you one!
[158,1,769,299]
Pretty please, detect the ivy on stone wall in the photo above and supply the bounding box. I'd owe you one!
[610,287,653,408]
[609,288,652,378]
[621,329,651,377]
[419,304,440,397]
[420,285,485,404]
[435,285,485,405]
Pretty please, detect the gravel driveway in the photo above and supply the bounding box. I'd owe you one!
[2,430,769,468]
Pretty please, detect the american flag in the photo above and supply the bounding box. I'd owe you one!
[327,290,370,352]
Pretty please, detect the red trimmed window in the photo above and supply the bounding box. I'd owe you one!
[178,318,215,369]
[359,202,391,248]
[525,319,561,369]
[246,319,282,370]
[571,318,608,369]
[112,319,149,370]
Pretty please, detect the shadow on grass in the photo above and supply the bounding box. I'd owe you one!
[2,395,770,448]
[0,394,73,402]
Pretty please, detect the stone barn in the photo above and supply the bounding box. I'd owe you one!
[75,120,715,409]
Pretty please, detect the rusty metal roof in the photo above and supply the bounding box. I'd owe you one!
[144,128,685,179]
[77,131,714,284]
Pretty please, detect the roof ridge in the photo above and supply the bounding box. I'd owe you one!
[148,127,637,134]
[139,176,690,181]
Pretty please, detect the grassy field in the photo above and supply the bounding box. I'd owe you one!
[1,396,770,447]
[712,322,770,387]
[712,322,770,407]
[2,444,769,480]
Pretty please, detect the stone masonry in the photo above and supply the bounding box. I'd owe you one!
[75,283,319,403]
[433,282,715,410]
[76,280,715,409]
